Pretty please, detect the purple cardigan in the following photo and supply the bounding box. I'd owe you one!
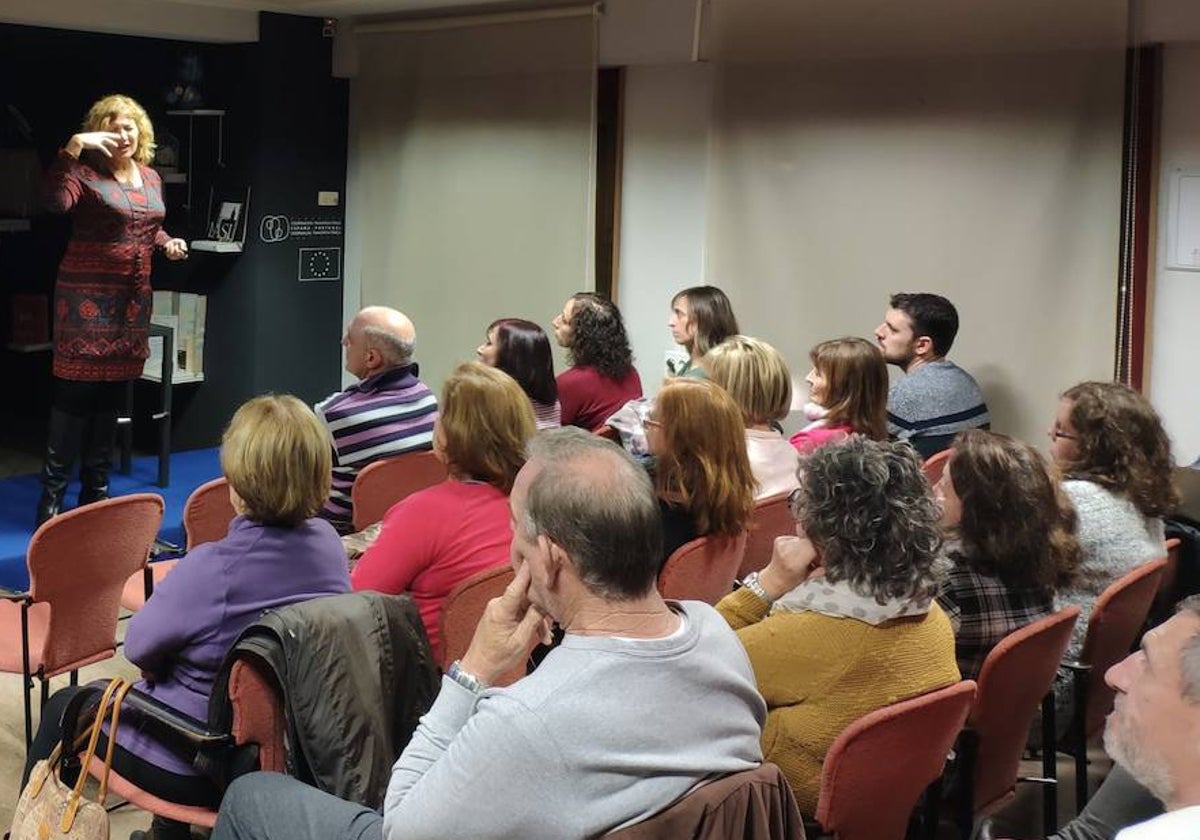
[121,515,351,775]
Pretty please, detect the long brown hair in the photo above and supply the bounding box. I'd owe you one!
[810,337,888,440]
[948,430,1079,591]
[653,378,755,537]
[1060,382,1178,519]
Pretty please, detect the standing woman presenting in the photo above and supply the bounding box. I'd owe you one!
[36,94,188,525]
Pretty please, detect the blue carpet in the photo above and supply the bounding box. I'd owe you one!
[0,448,221,592]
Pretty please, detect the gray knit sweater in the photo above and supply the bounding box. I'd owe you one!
[887,359,990,440]
[1059,480,1166,661]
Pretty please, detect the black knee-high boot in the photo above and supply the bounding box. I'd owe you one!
[78,409,118,507]
[36,408,86,526]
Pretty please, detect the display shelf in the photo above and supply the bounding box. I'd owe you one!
[6,341,51,352]
[190,240,242,253]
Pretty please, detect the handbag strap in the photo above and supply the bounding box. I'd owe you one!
[62,677,129,831]
[95,679,134,801]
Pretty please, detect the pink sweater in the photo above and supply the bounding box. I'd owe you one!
[789,424,852,454]
[351,479,512,662]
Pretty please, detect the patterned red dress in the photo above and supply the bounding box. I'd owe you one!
[45,150,171,382]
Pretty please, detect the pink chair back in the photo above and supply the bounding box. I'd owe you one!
[968,607,1079,812]
[815,680,977,840]
[921,449,951,487]
[184,477,237,550]
[439,565,528,686]
[659,533,749,605]
[351,451,448,531]
[1150,538,1183,626]
[30,494,163,677]
[230,655,287,773]
[739,493,794,578]
[1079,558,1167,738]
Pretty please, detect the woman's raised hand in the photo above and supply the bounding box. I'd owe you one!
[758,534,822,601]
[68,131,122,158]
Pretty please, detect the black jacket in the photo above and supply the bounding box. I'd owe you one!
[207,590,440,808]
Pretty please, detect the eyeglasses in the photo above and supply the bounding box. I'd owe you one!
[1049,428,1078,441]
[644,417,662,428]
[787,487,804,519]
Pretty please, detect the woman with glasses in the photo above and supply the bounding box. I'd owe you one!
[715,437,959,814]
[644,378,756,567]
[1048,381,1176,674]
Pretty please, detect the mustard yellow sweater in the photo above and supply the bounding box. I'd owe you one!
[716,587,960,814]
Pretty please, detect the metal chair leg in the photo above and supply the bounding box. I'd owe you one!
[1042,692,1059,835]
[956,731,978,840]
[21,600,32,750]
[1073,669,1090,811]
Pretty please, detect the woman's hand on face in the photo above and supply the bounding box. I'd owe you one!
[69,132,121,158]
[758,534,821,601]
[163,238,189,261]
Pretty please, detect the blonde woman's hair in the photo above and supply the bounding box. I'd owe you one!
[221,394,332,527]
[705,335,792,427]
[810,337,889,441]
[82,94,156,165]
[440,362,536,494]
[653,378,755,538]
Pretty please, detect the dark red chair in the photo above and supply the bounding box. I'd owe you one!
[122,477,236,612]
[439,565,528,687]
[659,533,749,605]
[921,449,951,487]
[351,450,447,531]
[1063,558,1167,810]
[813,680,975,840]
[739,493,795,578]
[0,494,163,748]
[86,654,285,829]
[955,607,1080,839]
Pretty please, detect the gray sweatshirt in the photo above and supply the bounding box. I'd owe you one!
[384,600,766,840]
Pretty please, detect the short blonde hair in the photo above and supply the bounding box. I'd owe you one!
[440,362,536,494]
[705,335,792,426]
[220,394,331,527]
[82,94,156,165]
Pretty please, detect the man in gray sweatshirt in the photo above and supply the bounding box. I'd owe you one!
[213,428,766,840]
[875,292,989,459]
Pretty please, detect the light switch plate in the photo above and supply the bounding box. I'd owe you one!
[317,191,339,207]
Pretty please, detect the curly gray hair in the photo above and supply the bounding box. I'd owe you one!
[791,436,941,604]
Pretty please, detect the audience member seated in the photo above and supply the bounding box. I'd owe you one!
[704,335,800,500]
[351,362,535,662]
[789,336,889,454]
[212,428,767,840]
[551,292,643,431]
[316,306,438,534]
[666,285,739,378]
[934,429,1079,680]
[716,436,960,814]
[645,378,756,565]
[1070,597,1200,839]
[477,318,561,429]
[1050,381,1176,668]
[1047,764,1163,840]
[875,292,989,459]
[22,395,352,840]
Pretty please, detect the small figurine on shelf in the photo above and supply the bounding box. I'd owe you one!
[164,52,205,108]
[153,129,180,173]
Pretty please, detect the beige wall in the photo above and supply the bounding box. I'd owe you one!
[1150,44,1200,462]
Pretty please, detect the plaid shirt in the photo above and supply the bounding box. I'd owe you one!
[935,555,1054,680]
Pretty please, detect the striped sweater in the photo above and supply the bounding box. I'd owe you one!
[316,364,438,533]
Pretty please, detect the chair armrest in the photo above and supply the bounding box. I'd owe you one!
[120,687,233,750]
